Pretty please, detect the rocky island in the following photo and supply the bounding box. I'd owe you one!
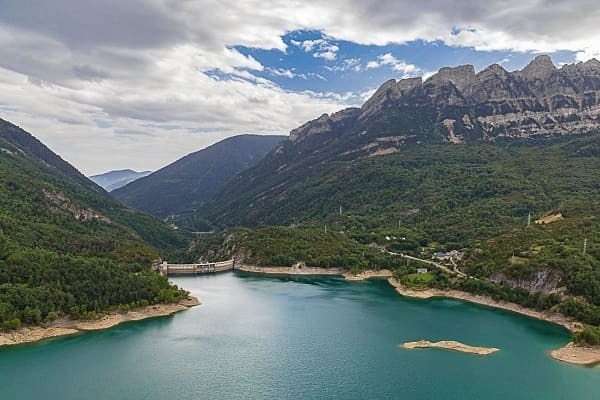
[401,340,500,355]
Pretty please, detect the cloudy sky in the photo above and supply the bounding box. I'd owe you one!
[0,0,599,175]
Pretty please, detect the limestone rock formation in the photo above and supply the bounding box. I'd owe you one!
[289,56,600,145]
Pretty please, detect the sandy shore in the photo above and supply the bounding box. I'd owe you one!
[236,264,345,276]
[343,269,393,281]
[0,326,81,347]
[0,296,200,347]
[387,278,582,332]
[401,340,499,355]
[237,265,395,281]
[550,342,600,366]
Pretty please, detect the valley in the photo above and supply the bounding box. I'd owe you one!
[4,3,600,398]
[2,56,600,369]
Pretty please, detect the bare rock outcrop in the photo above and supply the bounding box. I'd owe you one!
[281,55,600,158]
[289,108,360,143]
[490,270,562,294]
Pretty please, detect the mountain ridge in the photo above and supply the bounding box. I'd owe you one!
[289,55,600,149]
[0,118,103,191]
[112,134,285,221]
[201,56,600,229]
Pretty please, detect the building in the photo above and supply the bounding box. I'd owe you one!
[432,250,464,261]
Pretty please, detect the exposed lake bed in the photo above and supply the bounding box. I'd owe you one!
[400,340,500,355]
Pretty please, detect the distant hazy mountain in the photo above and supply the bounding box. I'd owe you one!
[112,134,285,219]
[90,169,152,191]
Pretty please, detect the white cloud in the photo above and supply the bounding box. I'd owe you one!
[421,71,437,81]
[325,58,362,72]
[1,0,600,174]
[292,37,339,61]
[314,49,338,61]
[360,88,377,102]
[268,68,298,79]
[301,90,355,103]
[267,67,316,80]
[0,43,351,175]
[576,48,600,62]
[366,53,421,77]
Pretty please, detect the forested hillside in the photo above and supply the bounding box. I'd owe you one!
[192,58,600,337]
[113,134,285,224]
[204,133,600,244]
[0,118,188,330]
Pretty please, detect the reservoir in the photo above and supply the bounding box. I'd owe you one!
[0,272,598,399]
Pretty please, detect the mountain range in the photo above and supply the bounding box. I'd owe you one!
[89,169,152,192]
[112,134,285,222]
[187,56,600,330]
[200,56,600,228]
[3,55,600,334]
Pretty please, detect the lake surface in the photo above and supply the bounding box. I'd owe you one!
[1,272,598,399]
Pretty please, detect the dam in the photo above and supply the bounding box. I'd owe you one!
[157,260,234,275]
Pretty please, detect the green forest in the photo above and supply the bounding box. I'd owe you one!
[4,115,600,347]
[0,121,189,331]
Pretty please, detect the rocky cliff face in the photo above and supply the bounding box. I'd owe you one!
[289,108,360,142]
[290,56,600,147]
[201,56,600,228]
[489,270,564,295]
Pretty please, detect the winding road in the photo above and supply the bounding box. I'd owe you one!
[387,251,473,279]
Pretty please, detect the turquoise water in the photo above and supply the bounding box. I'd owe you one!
[0,272,598,399]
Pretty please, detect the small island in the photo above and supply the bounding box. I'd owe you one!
[401,340,500,356]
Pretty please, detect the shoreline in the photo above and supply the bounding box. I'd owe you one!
[401,340,499,356]
[236,265,393,281]
[4,267,599,366]
[549,342,600,366]
[343,269,393,281]
[239,266,597,366]
[386,278,600,366]
[386,278,582,332]
[236,264,344,276]
[0,296,200,348]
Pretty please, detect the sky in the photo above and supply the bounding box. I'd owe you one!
[0,1,599,175]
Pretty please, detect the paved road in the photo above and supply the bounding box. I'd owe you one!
[450,258,468,278]
[388,251,473,279]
